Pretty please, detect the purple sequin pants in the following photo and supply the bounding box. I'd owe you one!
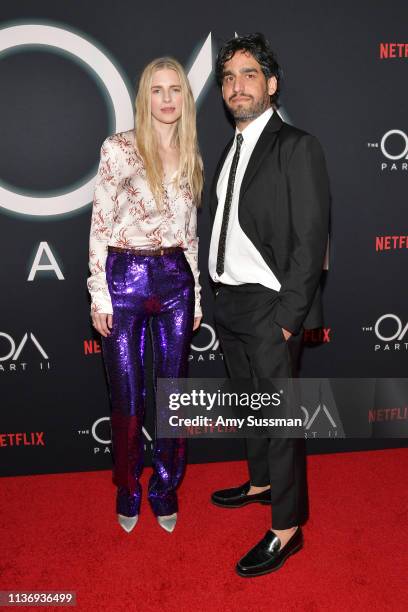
[102,248,194,517]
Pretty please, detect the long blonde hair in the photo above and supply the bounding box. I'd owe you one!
[135,57,203,209]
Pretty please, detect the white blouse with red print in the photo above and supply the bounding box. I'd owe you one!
[87,130,201,317]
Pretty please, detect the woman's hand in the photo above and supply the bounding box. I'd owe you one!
[193,316,202,331]
[92,313,113,337]
[281,327,292,341]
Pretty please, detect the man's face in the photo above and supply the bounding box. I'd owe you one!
[221,50,277,125]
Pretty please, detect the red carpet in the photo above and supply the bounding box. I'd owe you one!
[1,449,407,612]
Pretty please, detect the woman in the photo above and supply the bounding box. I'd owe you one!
[87,57,203,534]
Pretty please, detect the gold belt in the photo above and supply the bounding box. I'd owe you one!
[108,245,183,257]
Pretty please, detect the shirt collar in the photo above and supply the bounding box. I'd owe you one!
[235,107,274,146]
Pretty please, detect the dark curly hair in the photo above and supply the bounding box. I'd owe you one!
[215,33,282,108]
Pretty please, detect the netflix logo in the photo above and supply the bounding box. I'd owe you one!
[303,328,331,344]
[0,432,45,447]
[379,43,408,59]
[376,235,408,251]
[368,407,408,422]
[84,339,102,355]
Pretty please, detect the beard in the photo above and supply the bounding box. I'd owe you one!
[226,91,270,123]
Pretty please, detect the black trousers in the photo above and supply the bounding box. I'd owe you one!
[214,283,309,530]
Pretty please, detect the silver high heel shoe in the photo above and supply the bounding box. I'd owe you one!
[157,512,177,533]
[118,514,139,533]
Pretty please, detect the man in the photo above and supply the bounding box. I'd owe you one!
[208,33,330,577]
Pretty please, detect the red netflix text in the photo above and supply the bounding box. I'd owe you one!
[379,43,408,59]
[303,328,331,343]
[0,432,45,447]
[368,407,408,422]
[84,339,102,355]
[376,236,408,251]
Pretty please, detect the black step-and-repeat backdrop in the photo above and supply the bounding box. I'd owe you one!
[1,0,407,476]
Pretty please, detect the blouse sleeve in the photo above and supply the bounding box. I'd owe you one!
[184,204,202,318]
[87,137,120,314]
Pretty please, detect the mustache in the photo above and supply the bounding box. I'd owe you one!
[228,94,253,102]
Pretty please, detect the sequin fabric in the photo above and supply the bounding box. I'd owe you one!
[102,248,194,517]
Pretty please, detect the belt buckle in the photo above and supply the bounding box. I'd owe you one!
[160,248,164,256]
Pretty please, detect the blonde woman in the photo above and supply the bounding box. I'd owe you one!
[87,58,203,534]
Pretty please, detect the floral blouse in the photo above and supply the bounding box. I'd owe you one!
[87,130,201,317]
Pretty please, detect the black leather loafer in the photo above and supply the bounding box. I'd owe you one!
[211,481,271,508]
[236,527,303,577]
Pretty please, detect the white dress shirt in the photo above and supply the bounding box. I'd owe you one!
[208,107,281,291]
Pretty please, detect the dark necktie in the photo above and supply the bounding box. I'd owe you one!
[216,132,244,276]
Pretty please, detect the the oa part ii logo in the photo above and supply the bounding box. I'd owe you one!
[0,24,212,216]
[77,417,153,454]
[300,403,338,438]
[0,332,50,372]
[362,314,408,352]
[368,129,408,171]
[189,323,222,362]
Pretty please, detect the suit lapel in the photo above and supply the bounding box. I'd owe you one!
[239,111,283,200]
[210,112,283,218]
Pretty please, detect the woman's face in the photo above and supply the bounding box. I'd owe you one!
[150,68,183,125]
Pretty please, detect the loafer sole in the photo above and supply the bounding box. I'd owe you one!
[236,542,303,577]
[211,498,271,508]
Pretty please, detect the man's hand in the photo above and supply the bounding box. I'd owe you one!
[92,313,113,337]
[282,327,292,341]
[193,316,202,331]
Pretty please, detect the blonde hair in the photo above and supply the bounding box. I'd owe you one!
[135,57,203,210]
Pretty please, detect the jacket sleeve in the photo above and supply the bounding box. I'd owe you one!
[87,138,120,314]
[274,134,330,334]
[184,204,202,317]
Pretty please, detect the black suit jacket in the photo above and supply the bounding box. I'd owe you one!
[209,112,330,335]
